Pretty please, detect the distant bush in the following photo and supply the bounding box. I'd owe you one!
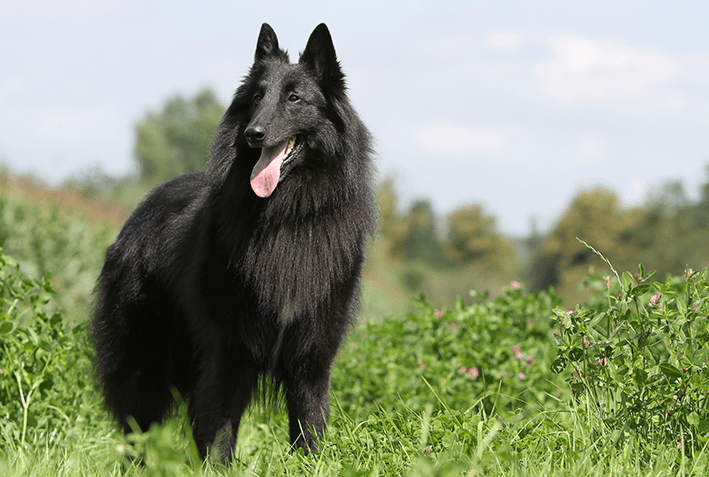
[0,195,115,320]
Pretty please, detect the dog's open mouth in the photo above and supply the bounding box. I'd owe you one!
[281,136,303,168]
[250,136,303,198]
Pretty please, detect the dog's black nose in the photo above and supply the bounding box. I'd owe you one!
[244,125,266,146]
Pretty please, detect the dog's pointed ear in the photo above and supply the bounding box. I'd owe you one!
[254,23,280,62]
[300,23,343,85]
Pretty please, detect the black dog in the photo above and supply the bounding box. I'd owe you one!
[91,23,375,462]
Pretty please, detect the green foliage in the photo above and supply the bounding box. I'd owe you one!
[388,199,448,266]
[134,88,224,188]
[334,284,565,419]
[530,188,641,296]
[446,204,513,268]
[634,179,709,279]
[375,180,518,302]
[2,239,709,474]
[0,195,115,319]
[530,177,709,303]
[5,169,709,474]
[0,250,98,451]
[551,241,709,453]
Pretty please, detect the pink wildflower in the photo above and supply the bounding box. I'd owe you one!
[510,281,520,289]
[435,309,443,319]
[526,355,534,363]
[515,351,524,360]
[650,293,662,308]
[460,366,468,373]
[512,345,520,353]
[561,310,573,323]
[516,372,526,380]
[467,367,479,380]
[571,364,584,379]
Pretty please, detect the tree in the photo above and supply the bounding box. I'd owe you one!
[134,88,224,187]
[530,188,642,293]
[376,177,402,240]
[637,178,709,276]
[446,204,514,271]
[389,199,447,266]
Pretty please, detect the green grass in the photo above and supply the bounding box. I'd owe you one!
[2,245,709,476]
[1,189,708,475]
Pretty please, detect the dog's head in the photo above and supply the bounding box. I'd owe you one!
[234,23,346,198]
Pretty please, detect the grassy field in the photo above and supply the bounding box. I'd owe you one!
[1,180,708,475]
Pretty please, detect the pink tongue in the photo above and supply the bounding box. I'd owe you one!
[250,139,289,198]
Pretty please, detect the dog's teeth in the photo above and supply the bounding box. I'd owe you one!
[286,137,296,154]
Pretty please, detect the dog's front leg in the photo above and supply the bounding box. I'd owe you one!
[281,359,333,454]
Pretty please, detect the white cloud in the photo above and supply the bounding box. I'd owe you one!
[487,32,522,50]
[534,35,681,108]
[414,123,507,156]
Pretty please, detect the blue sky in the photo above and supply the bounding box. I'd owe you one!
[2,1,709,235]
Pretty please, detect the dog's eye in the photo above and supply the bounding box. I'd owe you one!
[253,94,262,104]
[288,93,300,103]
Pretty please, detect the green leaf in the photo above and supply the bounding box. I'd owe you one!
[659,363,683,381]
[699,420,709,436]
[589,312,606,328]
[0,321,13,334]
[621,271,634,293]
[688,411,700,427]
[634,368,647,385]
[568,348,583,362]
[550,357,567,374]
[629,284,651,298]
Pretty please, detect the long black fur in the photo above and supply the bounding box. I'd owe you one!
[91,23,375,463]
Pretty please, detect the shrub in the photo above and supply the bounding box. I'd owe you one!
[334,283,565,420]
[551,240,709,452]
[0,250,96,452]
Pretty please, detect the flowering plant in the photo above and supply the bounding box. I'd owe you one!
[551,239,709,451]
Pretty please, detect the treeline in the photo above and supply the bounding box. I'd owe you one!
[67,87,709,305]
[374,175,709,304]
[530,181,709,301]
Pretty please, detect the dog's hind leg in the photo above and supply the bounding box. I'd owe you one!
[94,297,176,434]
[105,363,175,434]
